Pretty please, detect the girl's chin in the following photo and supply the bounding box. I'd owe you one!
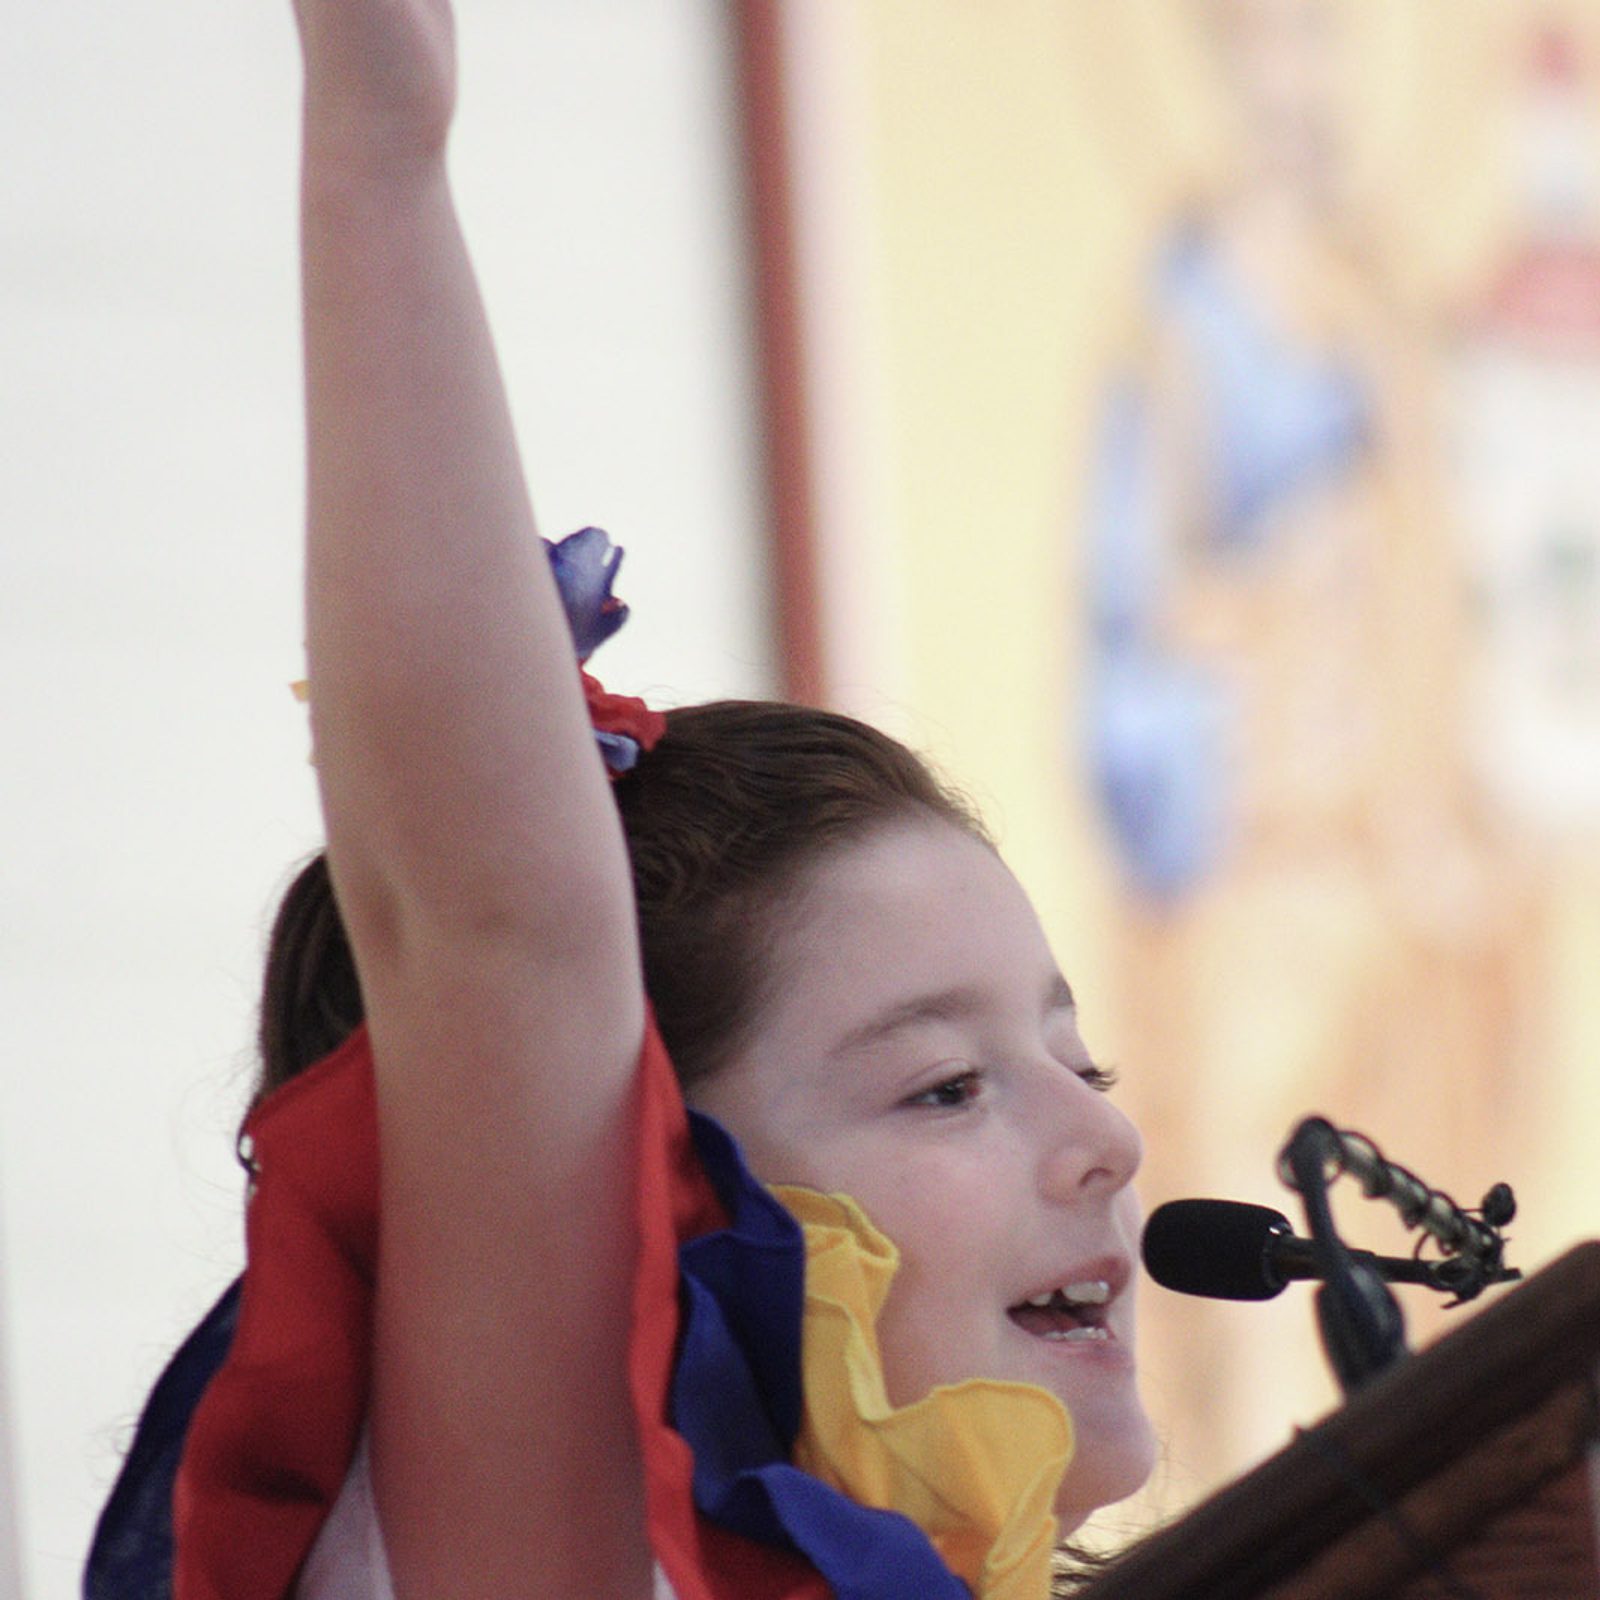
[1051,1417,1158,1530]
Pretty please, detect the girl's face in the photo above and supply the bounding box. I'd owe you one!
[690,819,1156,1530]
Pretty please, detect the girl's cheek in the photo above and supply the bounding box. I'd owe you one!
[860,1161,986,1258]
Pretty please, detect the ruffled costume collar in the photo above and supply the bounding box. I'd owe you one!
[86,1029,1074,1600]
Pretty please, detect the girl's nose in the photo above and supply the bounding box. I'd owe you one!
[1038,1072,1143,1201]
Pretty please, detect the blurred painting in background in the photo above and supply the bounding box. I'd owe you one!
[774,0,1600,1532]
[1081,0,1533,1491]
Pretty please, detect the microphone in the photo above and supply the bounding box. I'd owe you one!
[1141,1198,1445,1302]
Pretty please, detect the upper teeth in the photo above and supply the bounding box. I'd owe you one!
[1026,1280,1110,1308]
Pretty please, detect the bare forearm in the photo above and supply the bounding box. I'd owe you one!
[300,141,625,951]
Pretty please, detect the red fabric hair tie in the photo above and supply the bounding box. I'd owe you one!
[547,526,665,773]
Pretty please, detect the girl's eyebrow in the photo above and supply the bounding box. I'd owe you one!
[830,971,1077,1058]
[830,986,988,1058]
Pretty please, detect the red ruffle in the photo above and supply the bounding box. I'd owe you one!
[173,1028,379,1600]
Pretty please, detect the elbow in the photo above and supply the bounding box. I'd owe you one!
[330,831,642,999]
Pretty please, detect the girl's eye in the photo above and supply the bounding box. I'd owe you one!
[1075,1062,1119,1094]
[905,1068,985,1110]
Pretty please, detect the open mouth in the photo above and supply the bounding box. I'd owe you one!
[1006,1281,1113,1343]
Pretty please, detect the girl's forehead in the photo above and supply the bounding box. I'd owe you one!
[756,821,1066,1049]
[790,817,1016,921]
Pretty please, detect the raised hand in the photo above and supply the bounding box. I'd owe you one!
[291,0,458,167]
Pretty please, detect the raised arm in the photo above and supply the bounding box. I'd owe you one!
[290,3,651,1594]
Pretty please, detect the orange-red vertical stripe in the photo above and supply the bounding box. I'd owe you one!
[730,1,826,706]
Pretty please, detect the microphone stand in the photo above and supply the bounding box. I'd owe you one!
[1275,1117,1520,1395]
[1280,1119,1408,1393]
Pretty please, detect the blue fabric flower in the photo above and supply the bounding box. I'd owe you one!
[593,727,643,774]
[544,526,630,660]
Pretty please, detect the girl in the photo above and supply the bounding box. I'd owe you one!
[91,2,1155,1595]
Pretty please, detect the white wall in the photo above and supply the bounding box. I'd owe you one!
[0,5,769,1595]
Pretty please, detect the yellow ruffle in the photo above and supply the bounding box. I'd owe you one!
[772,1186,1074,1600]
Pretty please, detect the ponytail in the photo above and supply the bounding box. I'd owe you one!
[248,852,364,1136]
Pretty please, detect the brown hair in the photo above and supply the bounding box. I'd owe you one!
[246,700,983,1120]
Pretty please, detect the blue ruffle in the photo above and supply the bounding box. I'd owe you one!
[83,1280,242,1600]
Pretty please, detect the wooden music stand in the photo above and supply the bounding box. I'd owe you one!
[1080,1240,1600,1600]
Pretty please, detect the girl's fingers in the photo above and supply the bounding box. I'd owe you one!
[293,0,458,161]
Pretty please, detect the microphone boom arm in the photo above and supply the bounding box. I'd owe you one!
[1275,1118,1520,1306]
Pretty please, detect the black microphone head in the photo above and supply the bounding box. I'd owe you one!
[1142,1199,1296,1301]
